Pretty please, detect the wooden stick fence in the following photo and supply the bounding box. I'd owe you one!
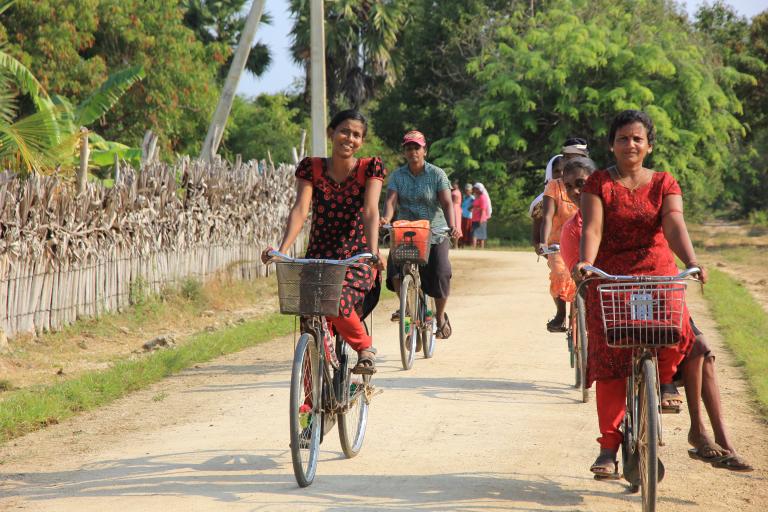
[0,157,304,337]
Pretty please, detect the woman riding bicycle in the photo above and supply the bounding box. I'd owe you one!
[262,109,385,374]
[382,130,460,339]
[573,110,705,477]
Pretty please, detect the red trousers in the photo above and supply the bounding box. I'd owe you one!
[595,348,686,451]
[327,310,371,352]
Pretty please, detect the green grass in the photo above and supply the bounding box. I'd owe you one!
[0,313,294,443]
[704,269,768,417]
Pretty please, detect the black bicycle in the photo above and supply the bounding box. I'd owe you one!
[268,250,377,487]
[384,224,450,370]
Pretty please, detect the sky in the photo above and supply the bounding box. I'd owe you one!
[235,0,768,99]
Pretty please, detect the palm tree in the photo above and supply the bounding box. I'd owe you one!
[0,44,145,174]
[183,0,273,81]
[289,0,406,110]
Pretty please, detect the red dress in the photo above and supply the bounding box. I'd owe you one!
[295,156,386,318]
[583,170,695,386]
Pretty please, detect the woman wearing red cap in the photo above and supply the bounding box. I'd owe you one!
[263,109,386,374]
[382,130,461,339]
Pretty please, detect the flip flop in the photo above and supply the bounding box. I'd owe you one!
[660,383,683,414]
[546,318,567,333]
[436,313,452,339]
[688,441,729,462]
[352,350,377,375]
[711,454,754,472]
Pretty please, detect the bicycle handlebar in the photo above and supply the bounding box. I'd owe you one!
[380,224,452,235]
[539,244,560,255]
[581,265,702,282]
[267,250,376,265]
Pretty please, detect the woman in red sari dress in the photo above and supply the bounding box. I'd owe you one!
[263,110,386,374]
[574,110,706,477]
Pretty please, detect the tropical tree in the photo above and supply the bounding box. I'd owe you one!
[182,0,273,81]
[429,0,752,224]
[289,0,407,110]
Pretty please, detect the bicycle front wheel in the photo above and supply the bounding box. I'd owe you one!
[338,342,369,458]
[638,357,659,511]
[289,332,322,487]
[576,294,589,403]
[421,294,436,359]
[399,273,418,370]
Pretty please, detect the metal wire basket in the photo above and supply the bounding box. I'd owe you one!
[275,262,348,316]
[597,280,687,348]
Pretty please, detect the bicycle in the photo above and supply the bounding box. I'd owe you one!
[384,223,451,370]
[580,265,701,511]
[268,250,378,487]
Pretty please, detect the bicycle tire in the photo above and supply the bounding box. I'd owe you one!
[639,357,659,512]
[421,294,436,359]
[289,332,322,487]
[399,273,418,370]
[337,341,369,458]
[576,294,589,403]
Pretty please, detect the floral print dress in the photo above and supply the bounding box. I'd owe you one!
[295,156,386,318]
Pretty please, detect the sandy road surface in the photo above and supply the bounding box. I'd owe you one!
[1,250,766,511]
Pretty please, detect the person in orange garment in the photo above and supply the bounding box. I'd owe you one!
[262,109,386,374]
[573,110,706,477]
[537,158,579,332]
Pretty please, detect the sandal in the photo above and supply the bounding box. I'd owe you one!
[436,313,452,339]
[660,383,683,414]
[711,453,754,472]
[590,449,620,480]
[546,317,567,333]
[352,349,376,375]
[688,432,729,461]
[390,310,400,322]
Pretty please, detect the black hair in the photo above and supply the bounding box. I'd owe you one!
[563,157,597,177]
[551,154,565,170]
[328,109,368,137]
[563,137,588,147]
[608,110,655,145]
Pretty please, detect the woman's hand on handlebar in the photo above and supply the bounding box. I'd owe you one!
[261,247,275,264]
[535,243,548,256]
[688,263,707,284]
[572,261,593,282]
[373,250,386,272]
[449,225,461,239]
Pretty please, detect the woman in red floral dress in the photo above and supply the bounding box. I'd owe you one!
[574,110,706,477]
[263,110,386,374]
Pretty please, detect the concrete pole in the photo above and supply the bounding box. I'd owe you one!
[310,0,327,157]
[77,127,89,194]
[200,0,266,162]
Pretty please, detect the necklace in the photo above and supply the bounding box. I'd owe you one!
[613,165,649,191]
[328,157,358,184]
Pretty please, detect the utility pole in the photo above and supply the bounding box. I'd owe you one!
[200,0,266,162]
[310,0,327,157]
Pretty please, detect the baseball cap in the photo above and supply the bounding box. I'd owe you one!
[402,130,427,147]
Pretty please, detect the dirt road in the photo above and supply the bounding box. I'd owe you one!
[1,250,766,511]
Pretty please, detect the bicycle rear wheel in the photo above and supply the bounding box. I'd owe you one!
[638,357,659,511]
[399,273,418,370]
[289,332,322,487]
[421,294,436,359]
[337,341,369,458]
[576,294,589,403]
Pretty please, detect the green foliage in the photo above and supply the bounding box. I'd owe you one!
[1,0,224,155]
[704,268,768,417]
[429,0,751,219]
[179,278,204,302]
[222,94,306,164]
[0,313,294,442]
[290,0,407,110]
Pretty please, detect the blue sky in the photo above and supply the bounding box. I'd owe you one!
[235,0,768,98]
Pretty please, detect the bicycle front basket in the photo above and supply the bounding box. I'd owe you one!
[597,280,687,348]
[275,262,348,316]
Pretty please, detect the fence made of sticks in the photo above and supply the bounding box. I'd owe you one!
[0,157,303,338]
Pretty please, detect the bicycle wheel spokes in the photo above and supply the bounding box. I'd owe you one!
[289,333,321,487]
[338,342,369,457]
[399,274,417,370]
[639,358,659,511]
[421,294,436,359]
[576,295,589,403]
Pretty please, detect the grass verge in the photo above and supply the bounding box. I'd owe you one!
[703,269,768,417]
[0,313,294,443]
